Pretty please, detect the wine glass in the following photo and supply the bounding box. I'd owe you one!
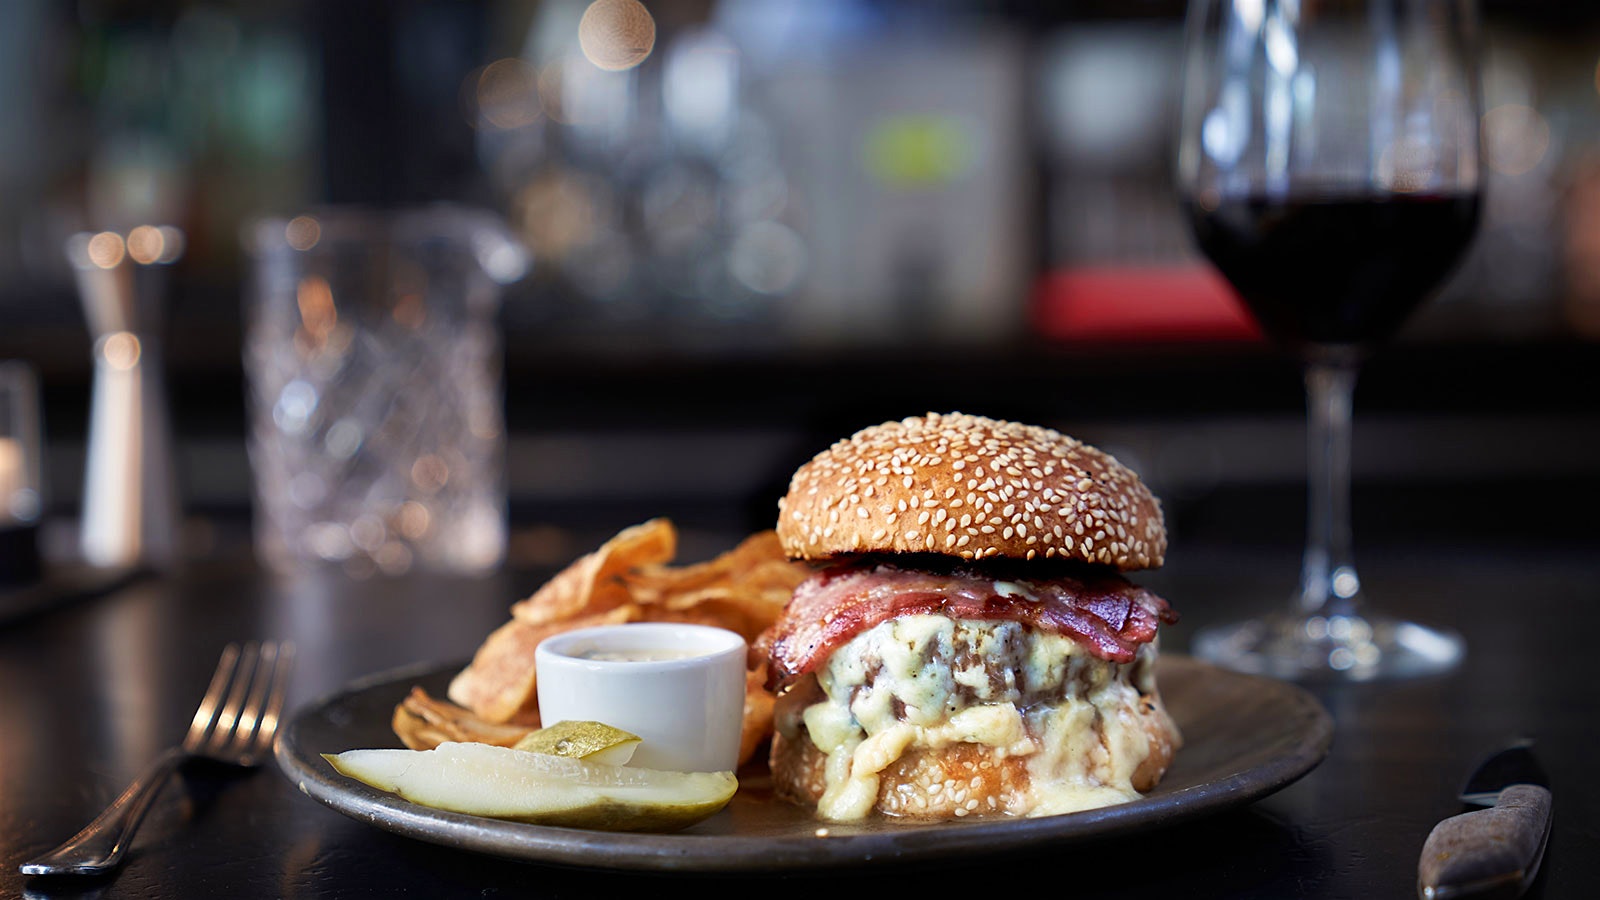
[1176,0,1482,680]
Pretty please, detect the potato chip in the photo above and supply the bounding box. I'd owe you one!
[623,531,790,603]
[447,606,637,723]
[415,518,811,768]
[510,518,676,626]
[739,665,776,767]
[393,687,536,751]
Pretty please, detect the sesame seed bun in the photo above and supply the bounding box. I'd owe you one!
[776,412,1166,570]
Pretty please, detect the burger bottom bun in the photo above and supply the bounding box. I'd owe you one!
[770,684,1180,821]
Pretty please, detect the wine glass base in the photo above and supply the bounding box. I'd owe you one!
[1190,611,1463,682]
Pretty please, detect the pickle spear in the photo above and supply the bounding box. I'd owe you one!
[324,741,736,832]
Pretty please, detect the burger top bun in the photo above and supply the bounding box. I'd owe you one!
[777,412,1166,570]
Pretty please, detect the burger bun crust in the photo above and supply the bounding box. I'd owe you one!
[776,412,1165,571]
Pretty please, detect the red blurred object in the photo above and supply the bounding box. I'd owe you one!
[1030,265,1264,343]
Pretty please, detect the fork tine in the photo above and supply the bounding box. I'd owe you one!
[227,642,279,755]
[183,643,241,752]
[252,642,295,758]
[206,641,261,753]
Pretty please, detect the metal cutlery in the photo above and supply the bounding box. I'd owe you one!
[1418,739,1553,899]
[20,640,294,877]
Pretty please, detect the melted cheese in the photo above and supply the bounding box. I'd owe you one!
[992,580,1038,602]
[802,615,1159,820]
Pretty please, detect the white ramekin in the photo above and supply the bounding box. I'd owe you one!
[534,622,747,773]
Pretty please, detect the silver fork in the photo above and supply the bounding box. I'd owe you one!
[20,640,295,877]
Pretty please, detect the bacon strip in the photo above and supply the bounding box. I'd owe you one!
[761,561,1178,691]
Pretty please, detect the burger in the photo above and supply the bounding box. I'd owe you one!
[757,412,1181,821]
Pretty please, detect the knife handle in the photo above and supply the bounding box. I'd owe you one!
[1418,784,1553,900]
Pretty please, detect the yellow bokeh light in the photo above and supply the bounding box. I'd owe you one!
[101,332,142,370]
[578,0,655,72]
[396,501,431,540]
[296,275,338,341]
[536,61,571,123]
[125,225,165,264]
[86,232,126,269]
[410,454,450,493]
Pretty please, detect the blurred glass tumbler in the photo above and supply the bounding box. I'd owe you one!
[0,362,44,585]
[244,207,529,577]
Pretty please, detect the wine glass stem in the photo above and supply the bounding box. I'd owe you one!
[1299,358,1361,620]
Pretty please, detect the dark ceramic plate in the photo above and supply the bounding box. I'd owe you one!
[275,655,1332,873]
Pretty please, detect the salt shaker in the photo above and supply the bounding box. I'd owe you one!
[65,227,183,570]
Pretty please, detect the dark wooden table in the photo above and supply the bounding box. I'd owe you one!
[3,529,1595,899]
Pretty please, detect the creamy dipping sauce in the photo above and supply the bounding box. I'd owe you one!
[579,647,704,662]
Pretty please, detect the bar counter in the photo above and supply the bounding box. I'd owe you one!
[2,519,1595,899]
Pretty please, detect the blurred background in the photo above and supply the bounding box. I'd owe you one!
[1,0,1597,579]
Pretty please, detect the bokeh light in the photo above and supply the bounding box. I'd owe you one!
[475,58,543,129]
[285,215,321,251]
[100,332,142,370]
[86,232,126,269]
[1482,104,1551,176]
[295,275,337,341]
[578,0,656,72]
[125,225,166,264]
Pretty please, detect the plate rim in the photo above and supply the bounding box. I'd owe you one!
[274,654,1333,874]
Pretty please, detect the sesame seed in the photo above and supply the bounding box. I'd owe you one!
[773,411,1165,568]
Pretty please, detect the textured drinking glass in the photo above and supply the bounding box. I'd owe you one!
[243,206,528,577]
[0,361,44,585]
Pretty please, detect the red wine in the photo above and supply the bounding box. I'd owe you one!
[1184,193,1479,350]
